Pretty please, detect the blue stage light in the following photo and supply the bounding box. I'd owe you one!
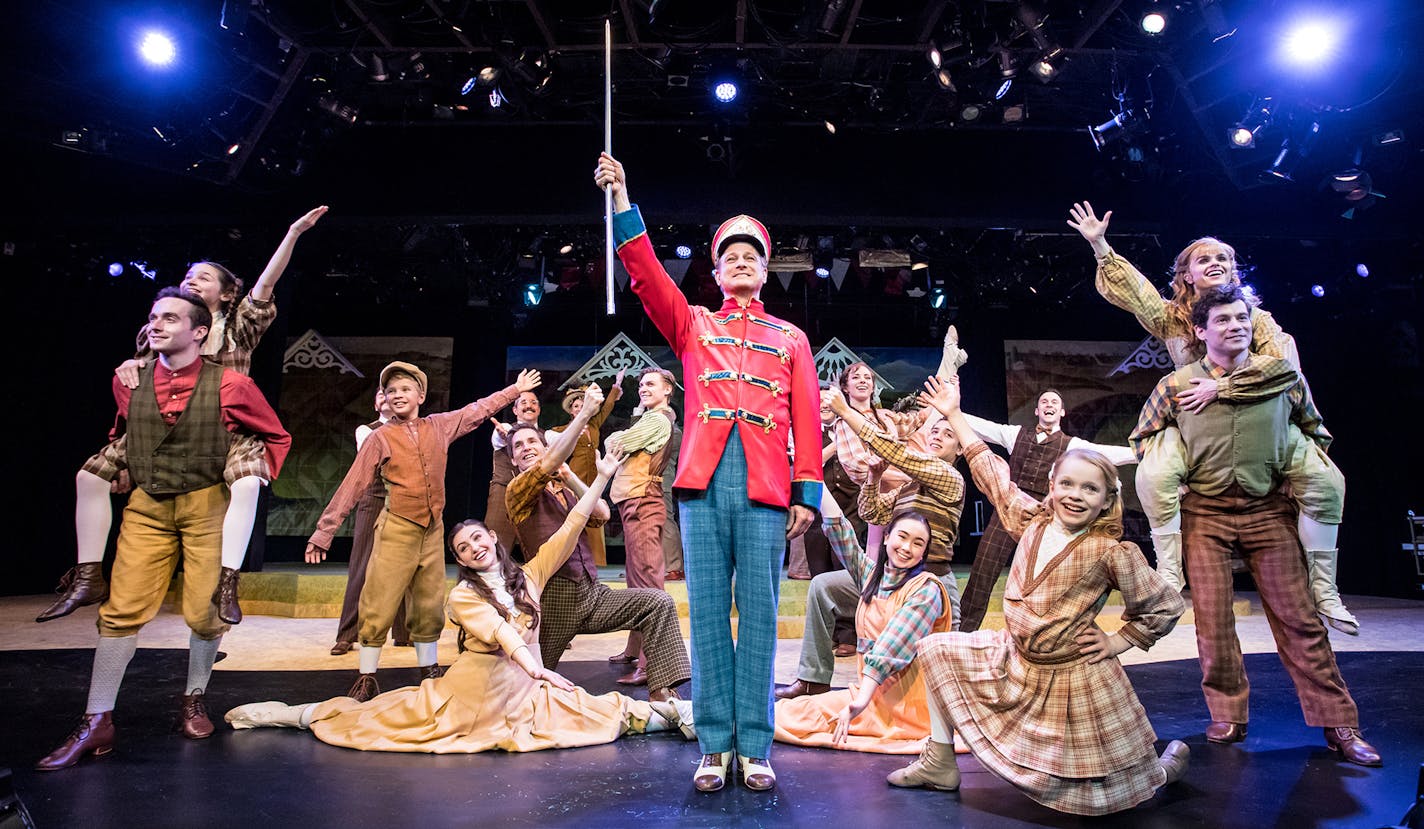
[108,262,124,277]
[461,77,477,96]
[995,79,1013,100]
[675,245,692,259]
[1356,263,1369,278]
[138,30,177,67]
[1311,284,1326,297]
[930,288,946,309]
[523,283,543,307]
[1280,19,1342,69]
[714,81,738,103]
[815,266,830,278]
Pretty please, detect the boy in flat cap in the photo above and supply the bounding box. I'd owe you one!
[305,361,541,701]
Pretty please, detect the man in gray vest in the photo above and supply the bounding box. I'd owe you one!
[37,287,291,771]
[1131,284,1380,767]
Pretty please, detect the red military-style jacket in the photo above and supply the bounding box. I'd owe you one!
[614,206,823,511]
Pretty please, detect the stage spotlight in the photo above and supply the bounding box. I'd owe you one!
[489,88,506,108]
[1261,120,1321,182]
[1141,11,1166,34]
[1002,103,1026,123]
[1031,48,1063,82]
[1329,168,1372,201]
[1088,110,1140,151]
[935,69,955,91]
[559,243,574,255]
[815,265,831,278]
[226,143,241,156]
[824,120,836,134]
[130,260,157,280]
[108,262,124,277]
[1356,263,1369,278]
[928,44,942,69]
[675,245,693,259]
[1280,18,1342,69]
[959,103,982,122]
[138,30,177,67]
[461,77,477,95]
[930,287,946,309]
[995,79,1013,100]
[368,54,389,82]
[523,283,543,307]
[1311,284,1325,297]
[997,49,1016,79]
[714,81,739,103]
[1229,97,1272,149]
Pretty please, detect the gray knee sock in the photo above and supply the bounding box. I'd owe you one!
[187,633,223,694]
[86,635,138,713]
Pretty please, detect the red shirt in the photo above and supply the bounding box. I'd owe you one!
[111,357,291,479]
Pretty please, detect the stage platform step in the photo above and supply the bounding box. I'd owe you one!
[167,564,1247,638]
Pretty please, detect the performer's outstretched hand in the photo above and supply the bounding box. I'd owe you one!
[919,374,961,418]
[1067,202,1112,256]
[289,205,329,235]
[594,152,632,212]
[515,369,542,393]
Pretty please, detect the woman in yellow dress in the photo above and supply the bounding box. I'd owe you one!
[225,447,695,752]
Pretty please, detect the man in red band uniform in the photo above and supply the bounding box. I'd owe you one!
[596,153,823,794]
[37,287,290,770]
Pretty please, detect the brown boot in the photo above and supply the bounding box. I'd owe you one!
[887,739,960,791]
[35,712,116,771]
[179,691,215,739]
[1325,727,1383,767]
[419,664,445,681]
[347,673,379,702]
[213,567,242,625]
[36,563,109,623]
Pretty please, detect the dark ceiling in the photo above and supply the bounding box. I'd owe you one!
[3,1,1422,323]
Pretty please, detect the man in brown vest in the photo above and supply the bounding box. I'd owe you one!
[1132,284,1381,767]
[603,367,680,682]
[305,362,540,702]
[505,383,691,703]
[37,287,291,771]
[956,389,1137,632]
[487,385,543,560]
[548,369,624,566]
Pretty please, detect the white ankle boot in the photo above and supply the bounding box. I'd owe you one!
[1150,532,1185,592]
[1305,548,1359,635]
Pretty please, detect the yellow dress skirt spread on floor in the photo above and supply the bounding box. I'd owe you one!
[309,513,655,753]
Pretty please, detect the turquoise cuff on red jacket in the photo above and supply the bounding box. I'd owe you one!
[791,480,823,512]
[613,205,646,249]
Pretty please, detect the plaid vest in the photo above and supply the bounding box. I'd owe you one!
[127,359,228,495]
[1008,427,1073,499]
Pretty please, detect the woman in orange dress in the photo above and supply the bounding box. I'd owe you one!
[224,448,695,752]
[773,488,952,754]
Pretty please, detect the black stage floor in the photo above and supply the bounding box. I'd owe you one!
[0,650,1418,829]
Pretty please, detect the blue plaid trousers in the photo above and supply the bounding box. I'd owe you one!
[678,429,787,758]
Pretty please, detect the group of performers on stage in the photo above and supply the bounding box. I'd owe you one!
[30,153,1382,816]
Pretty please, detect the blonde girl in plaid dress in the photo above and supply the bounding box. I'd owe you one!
[41,206,328,626]
[1067,202,1354,636]
[888,375,1189,817]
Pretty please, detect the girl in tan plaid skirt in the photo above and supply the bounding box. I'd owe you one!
[887,376,1190,816]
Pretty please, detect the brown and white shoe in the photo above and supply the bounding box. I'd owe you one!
[738,755,776,791]
[693,752,733,792]
[774,679,830,700]
[179,691,215,740]
[347,672,379,702]
[35,712,116,771]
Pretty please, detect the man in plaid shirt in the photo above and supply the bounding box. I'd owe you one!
[1131,284,1380,768]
